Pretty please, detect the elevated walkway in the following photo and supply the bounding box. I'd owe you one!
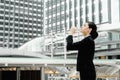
[95,40,120,56]
[0,48,48,58]
[0,57,119,67]
[0,40,120,57]
[0,41,120,79]
[0,57,119,78]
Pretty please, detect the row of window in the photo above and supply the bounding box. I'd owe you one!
[46,14,67,24]
[46,1,110,26]
[0,27,41,33]
[0,13,43,20]
[19,0,43,4]
[46,23,66,34]
[0,8,43,14]
[0,6,42,12]
[0,16,42,21]
[0,4,43,14]
[0,38,26,43]
[46,0,104,10]
[46,0,65,8]
[0,5,43,11]
[45,42,64,52]
[2,44,19,48]
[0,27,42,32]
[0,21,43,26]
[0,32,39,38]
[46,12,107,25]
[0,8,43,15]
[1,0,43,7]
[0,6,13,9]
[46,14,109,33]
[46,5,66,16]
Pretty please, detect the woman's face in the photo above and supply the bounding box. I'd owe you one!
[80,23,92,36]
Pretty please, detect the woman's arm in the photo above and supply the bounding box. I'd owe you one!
[66,35,84,50]
[66,27,84,50]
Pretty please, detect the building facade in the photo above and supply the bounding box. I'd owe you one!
[44,0,120,59]
[0,0,43,48]
[44,0,120,34]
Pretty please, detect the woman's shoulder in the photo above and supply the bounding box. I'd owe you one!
[84,36,94,43]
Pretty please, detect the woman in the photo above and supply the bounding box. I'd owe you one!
[66,22,98,80]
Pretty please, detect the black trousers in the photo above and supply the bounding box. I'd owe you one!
[78,65,96,80]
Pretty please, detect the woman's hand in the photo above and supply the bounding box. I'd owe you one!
[69,27,77,35]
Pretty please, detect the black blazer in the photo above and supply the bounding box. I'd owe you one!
[66,35,95,71]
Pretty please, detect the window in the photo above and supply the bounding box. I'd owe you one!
[111,0,119,23]
[15,24,18,26]
[80,0,83,5]
[0,33,3,36]
[0,27,3,30]
[61,14,65,20]
[5,22,8,25]
[49,19,52,24]
[52,26,57,33]
[57,25,60,32]
[53,17,56,23]
[53,0,56,5]
[75,10,78,17]
[5,6,9,9]
[46,1,49,7]
[61,5,65,11]
[56,0,60,3]
[5,17,9,20]
[86,1,92,21]
[0,22,3,25]
[60,24,64,31]
[93,14,99,24]
[57,6,60,13]
[53,8,56,14]
[80,8,83,16]
[86,0,89,4]
[1,0,4,3]
[86,6,89,15]
[69,11,72,18]
[69,21,72,27]
[93,0,100,24]
[10,2,14,5]
[0,16,3,19]
[85,16,88,22]
[100,0,109,23]
[5,1,9,4]
[74,0,77,7]
[69,1,72,9]
[80,19,83,26]
[57,16,60,22]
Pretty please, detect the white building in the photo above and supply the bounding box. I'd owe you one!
[0,0,44,48]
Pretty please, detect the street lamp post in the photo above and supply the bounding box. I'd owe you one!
[64,27,67,59]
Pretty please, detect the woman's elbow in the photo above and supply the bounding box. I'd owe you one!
[66,45,72,51]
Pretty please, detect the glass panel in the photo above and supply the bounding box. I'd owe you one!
[93,0,99,24]
[87,0,92,21]
[111,0,119,23]
[100,0,108,23]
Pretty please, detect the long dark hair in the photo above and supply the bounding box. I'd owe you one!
[88,22,98,40]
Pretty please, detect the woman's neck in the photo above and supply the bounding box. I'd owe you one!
[84,34,90,38]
